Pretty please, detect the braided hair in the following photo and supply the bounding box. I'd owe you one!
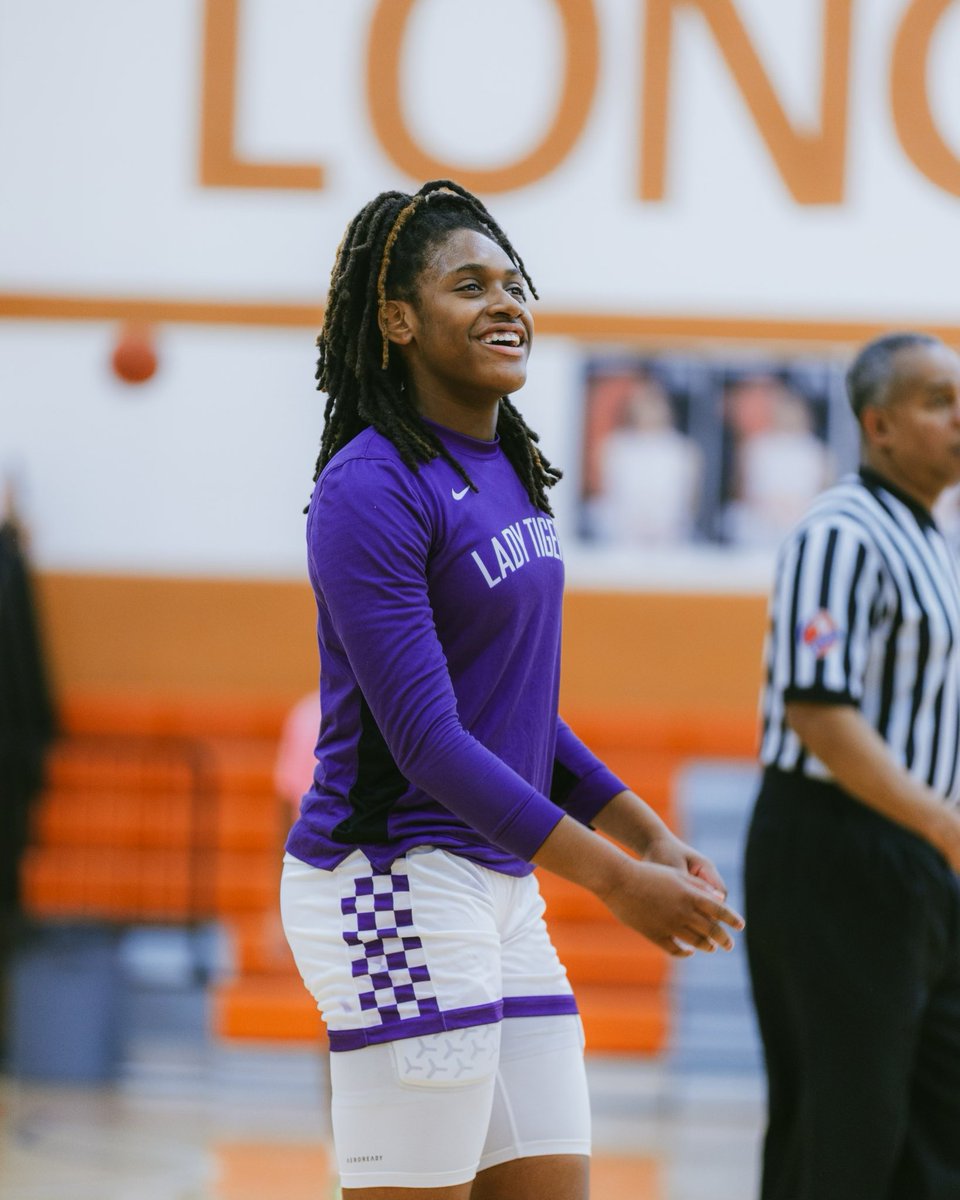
[311,179,562,513]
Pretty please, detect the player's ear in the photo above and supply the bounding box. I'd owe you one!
[380,299,415,348]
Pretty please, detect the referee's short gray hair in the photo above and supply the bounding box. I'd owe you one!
[846,332,940,422]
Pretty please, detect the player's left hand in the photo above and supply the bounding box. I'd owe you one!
[643,834,728,899]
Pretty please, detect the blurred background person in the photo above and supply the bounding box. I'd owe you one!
[594,372,703,546]
[722,374,834,547]
[274,689,322,818]
[0,497,56,1062]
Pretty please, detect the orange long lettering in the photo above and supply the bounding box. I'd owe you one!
[199,0,323,190]
[640,0,852,205]
[891,0,960,198]
[366,0,598,194]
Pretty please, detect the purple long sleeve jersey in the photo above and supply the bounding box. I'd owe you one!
[285,420,627,877]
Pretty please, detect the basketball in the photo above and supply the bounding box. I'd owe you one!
[111,323,157,384]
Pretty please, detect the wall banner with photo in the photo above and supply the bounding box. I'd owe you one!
[560,349,960,591]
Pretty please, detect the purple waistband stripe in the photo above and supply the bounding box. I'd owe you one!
[327,1000,505,1051]
[502,994,579,1018]
[326,994,579,1051]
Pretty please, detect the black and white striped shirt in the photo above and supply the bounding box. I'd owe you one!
[760,468,960,804]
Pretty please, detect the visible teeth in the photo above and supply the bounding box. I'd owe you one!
[484,332,521,346]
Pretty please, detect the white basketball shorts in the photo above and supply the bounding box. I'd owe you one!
[280,847,591,1189]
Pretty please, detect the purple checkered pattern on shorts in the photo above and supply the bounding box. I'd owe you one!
[340,865,439,1027]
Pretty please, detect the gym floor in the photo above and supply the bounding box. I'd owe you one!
[0,1043,762,1199]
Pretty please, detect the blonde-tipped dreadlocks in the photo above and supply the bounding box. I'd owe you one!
[310,179,561,514]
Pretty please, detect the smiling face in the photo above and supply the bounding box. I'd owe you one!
[381,227,533,438]
[862,341,960,509]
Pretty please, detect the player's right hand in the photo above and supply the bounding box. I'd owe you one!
[598,860,745,957]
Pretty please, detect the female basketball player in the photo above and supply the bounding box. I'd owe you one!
[281,180,743,1199]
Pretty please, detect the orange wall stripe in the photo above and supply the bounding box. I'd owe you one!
[3,292,959,346]
[0,293,324,329]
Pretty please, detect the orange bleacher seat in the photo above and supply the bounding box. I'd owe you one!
[203,739,278,794]
[136,852,192,919]
[22,846,197,921]
[33,789,196,850]
[565,708,757,759]
[20,847,64,914]
[553,922,668,989]
[582,749,678,818]
[213,976,325,1042]
[45,745,195,793]
[212,792,285,853]
[577,984,670,1054]
[226,911,297,976]
[212,851,281,914]
[537,870,616,923]
[60,693,288,741]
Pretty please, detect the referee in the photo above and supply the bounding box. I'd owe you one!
[745,332,960,1200]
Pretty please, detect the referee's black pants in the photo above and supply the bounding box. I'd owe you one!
[744,768,960,1200]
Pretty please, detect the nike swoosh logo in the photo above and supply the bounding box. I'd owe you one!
[451,486,470,500]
